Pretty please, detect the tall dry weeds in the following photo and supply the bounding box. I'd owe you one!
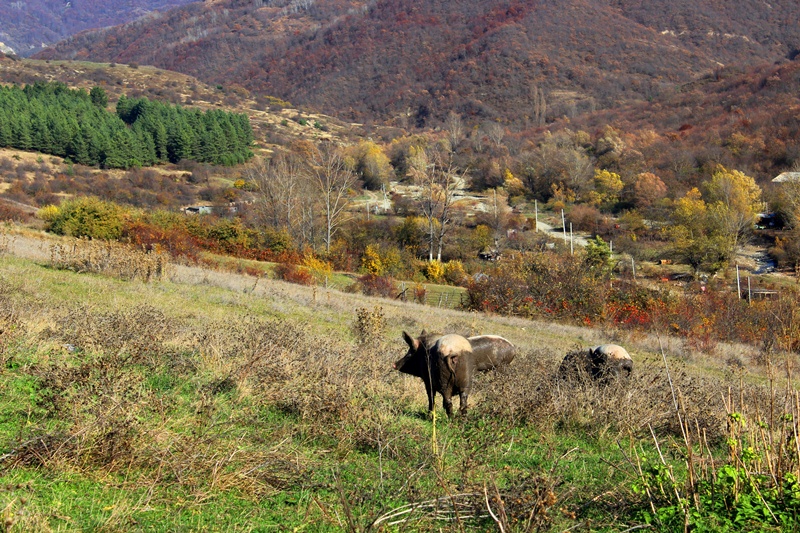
[49,238,169,282]
[477,349,728,442]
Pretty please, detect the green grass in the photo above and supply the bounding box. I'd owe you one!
[0,252,796,531]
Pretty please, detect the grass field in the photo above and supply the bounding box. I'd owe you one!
[0,242,798,531]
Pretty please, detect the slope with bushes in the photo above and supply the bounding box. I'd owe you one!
[0,230,798,531]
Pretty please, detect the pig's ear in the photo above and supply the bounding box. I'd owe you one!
[403,331,418,350]
[420,329,428,336]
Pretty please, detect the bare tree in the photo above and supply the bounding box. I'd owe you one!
[444,111,464,152]
[245,152,305,240]
[307,144,357,254]
[531,84,547,127]
[484,122,505,147]
[411,149,466,261]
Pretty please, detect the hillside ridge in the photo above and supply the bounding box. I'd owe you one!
[32,0,800,128]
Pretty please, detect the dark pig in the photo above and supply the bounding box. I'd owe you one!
[559,343,633,383]
[468,335,516,371]
[394,331,476,417]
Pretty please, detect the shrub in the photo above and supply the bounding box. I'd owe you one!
[122,219,200,262]
[352,306,386,345]
[568,203,603,232]
[260,227,293,254]
[423,260,445,283]
[301,253,333,284]
[275,262,314,285]
[465,252,609,324]
[0,201,31,222]
[48,238,169,281]
[40,196,126,240]
[357,274,396,298]
[360,244,385,275]
[443,260,468,285]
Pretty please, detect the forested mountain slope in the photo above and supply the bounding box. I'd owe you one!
[34,0,800,127]
[0,0,197,56]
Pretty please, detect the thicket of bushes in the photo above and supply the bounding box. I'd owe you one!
[465,250,800,355]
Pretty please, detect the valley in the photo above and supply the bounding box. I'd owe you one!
[0,1,800,529]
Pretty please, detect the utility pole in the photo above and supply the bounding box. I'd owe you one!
[736,265,741,299]
[569,223,573,255]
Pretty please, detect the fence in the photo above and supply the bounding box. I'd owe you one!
[395,281,467,310]
[317,275,467,310]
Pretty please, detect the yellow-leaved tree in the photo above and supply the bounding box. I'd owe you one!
[351,141,392,191]
[703,166,762,254]
[668,168,762,274]
[589,169,624,210]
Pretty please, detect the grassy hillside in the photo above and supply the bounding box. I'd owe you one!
[0,227,797,531]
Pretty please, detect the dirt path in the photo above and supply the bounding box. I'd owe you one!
[535,219,590,247]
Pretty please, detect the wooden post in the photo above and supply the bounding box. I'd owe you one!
[534,200,539,233]
[631,257,636,279]
[561,209,567,246]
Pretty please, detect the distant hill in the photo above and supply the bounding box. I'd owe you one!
[33,0,800,128]
[543,59,800,191]
[0,0,197,57]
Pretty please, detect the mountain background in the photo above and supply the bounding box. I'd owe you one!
[30,0,800,129]
[0,0,195,56]
[2,0,799,191]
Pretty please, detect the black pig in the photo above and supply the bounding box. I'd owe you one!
[393,331,476,417]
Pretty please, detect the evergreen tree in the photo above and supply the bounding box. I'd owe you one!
[90,87,108,108]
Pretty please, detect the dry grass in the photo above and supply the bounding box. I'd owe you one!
[48,238,169,282]
[1,238,798,530]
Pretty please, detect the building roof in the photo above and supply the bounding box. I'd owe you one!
[772,172,800,183]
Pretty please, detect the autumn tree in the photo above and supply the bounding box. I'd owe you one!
[775,176,800,226]
[704,166,762,254]
[668,188,727,273]
[672,187,708,239]
[245,151,309,246]
[668,167,762,273]
[395,215,428,258]
[519,129,593,201]
[631,172,667,210]
[349,140,392,190]
[410,148,466,261]
[307,143,357,254]
[589,169,623,211]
